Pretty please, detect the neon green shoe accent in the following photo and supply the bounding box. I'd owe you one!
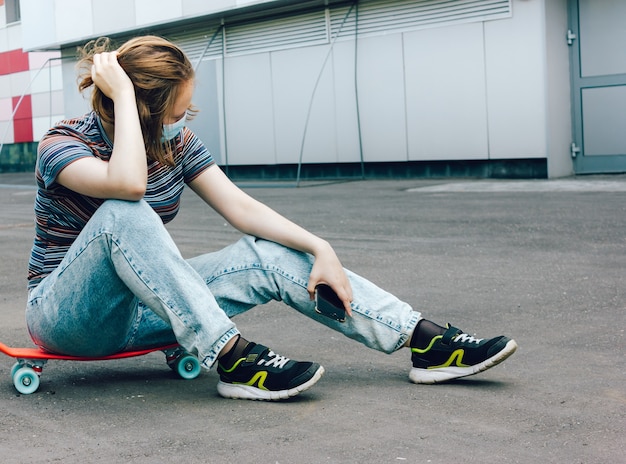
[233,371,269,390]
[410,334,443,354]
[219,351,261,373]
[219,357,245,374]
[220,357,270,390]
[427,349,470,369]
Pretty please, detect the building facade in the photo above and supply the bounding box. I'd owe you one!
[2,0,625,178]
[0,0,62,171]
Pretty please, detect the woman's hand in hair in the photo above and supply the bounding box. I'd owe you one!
[56,51,147,200]
[91,51,135,102]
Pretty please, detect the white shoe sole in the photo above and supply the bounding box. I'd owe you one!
[409,339,518,384]
[217,365,325,400]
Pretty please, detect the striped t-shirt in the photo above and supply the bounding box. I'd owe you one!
[28,111,214,289]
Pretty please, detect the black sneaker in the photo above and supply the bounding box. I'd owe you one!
[409,324,517,384]
[216,342,324,400]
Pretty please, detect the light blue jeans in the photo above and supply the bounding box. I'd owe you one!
[26,200,421,369]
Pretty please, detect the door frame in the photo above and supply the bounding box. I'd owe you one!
[568,0,626,174]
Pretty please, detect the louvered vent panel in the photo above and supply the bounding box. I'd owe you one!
[162,0,511,59]
[331,0,512,38]
[166,27,224,63]
[225,10,328,55]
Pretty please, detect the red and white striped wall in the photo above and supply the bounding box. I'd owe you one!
[0,47,63,145]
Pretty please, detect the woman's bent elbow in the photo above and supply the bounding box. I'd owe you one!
[125,186,147,201]
[116,182,146,201]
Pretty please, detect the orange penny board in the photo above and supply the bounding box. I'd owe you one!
[0,341,180,362]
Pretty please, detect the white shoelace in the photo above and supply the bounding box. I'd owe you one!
[453,333,483,344]
[257,350,290,369]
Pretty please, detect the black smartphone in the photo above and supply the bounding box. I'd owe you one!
[315,284,346,322]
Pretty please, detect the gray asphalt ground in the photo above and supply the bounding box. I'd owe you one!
[0,171,624,464]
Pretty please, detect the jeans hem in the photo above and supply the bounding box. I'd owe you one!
[200,327,240,370]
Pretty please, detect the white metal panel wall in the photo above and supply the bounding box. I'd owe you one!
[213,0,514,166]
[270,45,338,165]
[93,0,136,35]
[56,0,548,169]
[20,0,287,51]
[223,53,275,165]
[60,53,90,117]
[544,0,572,178]
[135,0,183,26]
[330,41,362,163]
[186,60,222,164]
[354,34,408,162]
[484,0,546,159]
[54,1,92,44]
[404,22,489,160]
[18,0,56,49]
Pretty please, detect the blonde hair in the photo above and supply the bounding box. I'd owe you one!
[77,36,197,166]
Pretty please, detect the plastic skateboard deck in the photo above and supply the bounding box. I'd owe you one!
[0,341,201,394]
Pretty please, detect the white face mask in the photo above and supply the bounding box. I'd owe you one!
[161,114,186,142]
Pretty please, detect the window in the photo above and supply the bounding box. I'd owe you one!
[6,0,21,24]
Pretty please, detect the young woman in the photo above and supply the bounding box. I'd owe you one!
[26,36,517,401]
